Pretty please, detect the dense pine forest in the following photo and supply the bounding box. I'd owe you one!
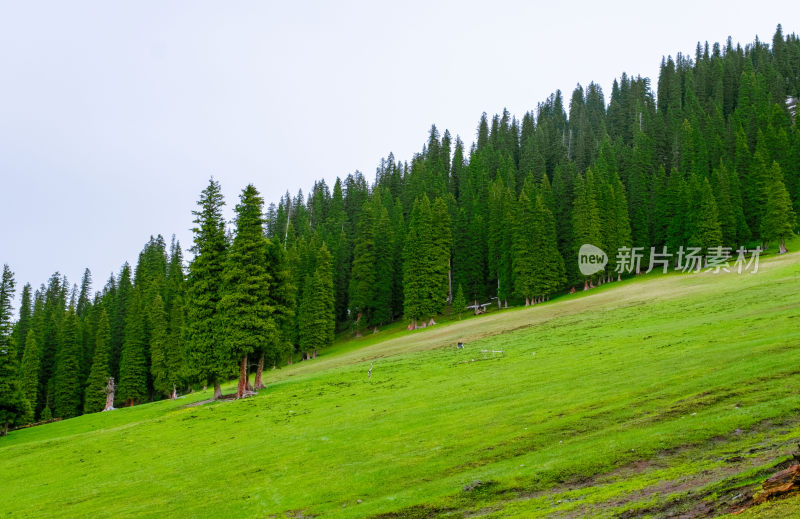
[1,27,799,432]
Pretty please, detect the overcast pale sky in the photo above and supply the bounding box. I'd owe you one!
[0,0,796,303]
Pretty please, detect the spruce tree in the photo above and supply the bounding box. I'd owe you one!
[532,195,567,298]
[348,198,377,332]
[219,184,274,398]
[53,309,82,418]
[253,236,295,389]
[110,264,132,380]
[164,238,185,398]
[573,172,602,284]
[512,192,537,304]
[298,244,335,354]
[84,309,111,413]
[1,266,31,433]
[691,177,723,253]
[761,161,797,253]
[117,289,147,406]
[403,197,433,327]
[430,197,453,316]
[185,178,229,399]
[12,283,32,361]
[148,295,171,398]
[372,200,395,327]
[19,331,40,415]
[452,284,466,319]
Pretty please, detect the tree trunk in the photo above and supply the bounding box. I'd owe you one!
[254,354,265,390]
[780,239,787,254]
[237,355,248,398]
[1,420,8,437]
[448,259,452,304]
[213,381,222,400]
[104,377,116,411]
[170,385,177,400]
[584,280,588,291]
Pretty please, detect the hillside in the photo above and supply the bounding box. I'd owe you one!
[2,250,799,518]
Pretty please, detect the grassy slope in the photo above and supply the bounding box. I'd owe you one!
[2,251,800,518]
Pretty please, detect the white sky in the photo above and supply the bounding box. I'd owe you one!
[1,0,797,302]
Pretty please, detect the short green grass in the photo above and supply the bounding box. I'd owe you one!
[2,249,800,518]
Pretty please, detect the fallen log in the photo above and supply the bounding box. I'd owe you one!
[753,463,800,504]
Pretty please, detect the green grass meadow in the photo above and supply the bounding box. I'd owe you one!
[2,249,800,518]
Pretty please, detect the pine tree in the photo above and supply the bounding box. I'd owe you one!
[253,236,295,390]
[690,177,724,254]
[348,197,377,332]
[84,309,111,413]
[512,192,537,304]
[148,295,171,398]
[219,184,274,398]
[164,238,185,398]
[1,265,31,434]
[117,289,147,406]
[452,284,466,319]
[372,200,394,327]
[19,331,40,415]
[573,172,602,283]
[53,309,82,418]
[12,283,32,362]
[761,161,797,253]
[185,178,229,399]
[430,197,453,316]
[110,264,132,380]
[532,195,567,298]
[488,180,514,306]
[298,244,335,354]
[403,197,433,327]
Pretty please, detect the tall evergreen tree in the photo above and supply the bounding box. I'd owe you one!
[348,198,377,332]
[1,265,31,434]
[761,161,797,253]
[53,309,82,418]
[298,244,335,354]
[403,197,434,327]
[531,195,567,298]
[185,178,229,399]
[690,177,723,253]
[117,289,147,406]
[219,184,274,398]
[84,309,111,413]
[148,295,172,398]
[512,192,538,304]
[19,330,40,415]
[430,197,453,315]
[253,236,295,390]
[110,264,132,380]
[12,283,32,362]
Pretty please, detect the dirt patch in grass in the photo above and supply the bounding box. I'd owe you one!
[367,503,457,518]
[456,415,800,518]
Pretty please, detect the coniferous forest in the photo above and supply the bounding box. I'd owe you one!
[1,27,799,431]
